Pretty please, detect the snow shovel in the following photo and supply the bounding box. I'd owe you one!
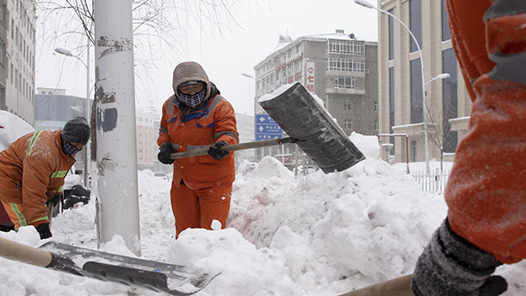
[170,82,365,174]
[0,237,220,295]
[337,274,413,296]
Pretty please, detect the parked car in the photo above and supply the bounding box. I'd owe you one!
[154,172,168,180]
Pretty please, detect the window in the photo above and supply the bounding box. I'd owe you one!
[334,76,355,89]
[411,140,417,162]
[388,9,394,60]
[442,0,451,41]
[344,119,353,130]
[389,67,395,133]
[344,99,352,111]
[327,58,365,72]
[0,40,5,65]
[410,0,422,53]
[326,40,365,55]
[443,48,458,152]
[410,58,423,124]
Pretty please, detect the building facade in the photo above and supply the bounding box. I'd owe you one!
[35,87,91,175]
[136,107,159,171]
[4,0,36,124]
[253,30,378,161]
[377,0,471,164]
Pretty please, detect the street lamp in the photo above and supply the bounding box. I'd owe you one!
[241,73,273,90]
[354,0,447,174]
[425,73,450,86]
[55,46,91,187]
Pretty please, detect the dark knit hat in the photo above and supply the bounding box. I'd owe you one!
[62,117,90,145]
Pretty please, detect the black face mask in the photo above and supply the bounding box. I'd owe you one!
[63,142,81,157]
[178,88,207,108]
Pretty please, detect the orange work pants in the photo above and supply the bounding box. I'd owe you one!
[170,183,232,238]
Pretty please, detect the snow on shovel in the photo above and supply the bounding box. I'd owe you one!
[171,82,365,174]
[0,237,220,295]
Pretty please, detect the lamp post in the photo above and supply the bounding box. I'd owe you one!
[354,0,448,175]
[55,46,91,187]
[425,73,450,86]
[241,73,273,90]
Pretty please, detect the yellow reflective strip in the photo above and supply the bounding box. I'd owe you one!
[26,130,43,156]
[9,203,27,226]
[50,170,68,178]
[29,216,49,225]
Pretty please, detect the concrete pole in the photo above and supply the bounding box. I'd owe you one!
[84,38,90,187]
[94,0,141,255]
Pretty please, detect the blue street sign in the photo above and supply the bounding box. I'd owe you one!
[255,114,283,141]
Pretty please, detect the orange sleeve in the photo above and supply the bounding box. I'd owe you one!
[214,100,239,146]
[445,0,526,263]
[157,98,172,147]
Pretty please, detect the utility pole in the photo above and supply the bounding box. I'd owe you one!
[94,0,141,255]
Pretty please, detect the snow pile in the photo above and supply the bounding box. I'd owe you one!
[0,134,524,296]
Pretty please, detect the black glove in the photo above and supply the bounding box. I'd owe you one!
[207,141,229,160]
[157,142,175,165]
[411,218,508,296]
[36,223,52,239]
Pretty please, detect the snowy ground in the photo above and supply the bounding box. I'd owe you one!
[0,133,524,296]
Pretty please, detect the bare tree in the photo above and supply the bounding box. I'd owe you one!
[35,0,261,161]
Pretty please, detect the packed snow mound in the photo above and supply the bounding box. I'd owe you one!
[1,137,525,295]
[0,110,34,152]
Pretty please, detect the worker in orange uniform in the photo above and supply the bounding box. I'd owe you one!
[157,61,239,238]
[0,117,90,239]
[411,1,526,295]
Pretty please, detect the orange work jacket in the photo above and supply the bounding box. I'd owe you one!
[158,94,239,190]
[445,0,526,263]
[0,130,75,226]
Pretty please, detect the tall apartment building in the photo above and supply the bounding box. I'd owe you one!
[253,29,378,160]
[3,0,36,124]
[377,0,470,163]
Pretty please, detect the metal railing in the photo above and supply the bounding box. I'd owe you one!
[410,169,451,193]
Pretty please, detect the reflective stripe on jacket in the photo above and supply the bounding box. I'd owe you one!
[0,130,75,226]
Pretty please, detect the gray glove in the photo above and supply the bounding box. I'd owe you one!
[411,218,507,296]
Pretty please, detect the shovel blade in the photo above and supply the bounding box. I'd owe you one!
[39,241,219,295]
[259,82,365,173]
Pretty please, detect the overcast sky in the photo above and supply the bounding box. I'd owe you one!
[35,0,378,117]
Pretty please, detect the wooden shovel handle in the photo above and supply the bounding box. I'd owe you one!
[170,137,296,160]
[0,237,53,267]
[338,274,414,296]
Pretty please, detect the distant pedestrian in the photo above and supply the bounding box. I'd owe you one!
[157,61,239,238]
[0,117,90,239]
[411,1,526,295]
